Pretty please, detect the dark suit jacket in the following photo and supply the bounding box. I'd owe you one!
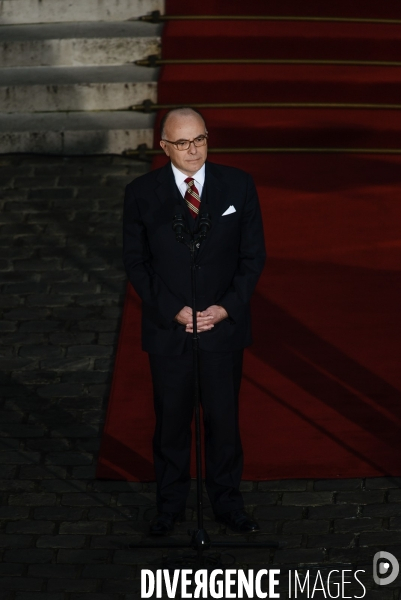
[123,160,266,355]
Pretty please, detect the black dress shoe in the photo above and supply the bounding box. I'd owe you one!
[149,509,185,536]
[215,509,260,533]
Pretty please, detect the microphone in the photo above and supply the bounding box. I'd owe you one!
[198,204,211,240]
[172,205,186,242]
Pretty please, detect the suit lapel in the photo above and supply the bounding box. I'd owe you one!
[197,161,225,258]
[155,162,180,207]
[155,161,195,231]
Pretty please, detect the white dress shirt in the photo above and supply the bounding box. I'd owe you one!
[171,162,205,199]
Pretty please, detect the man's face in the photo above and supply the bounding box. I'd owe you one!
[160,113,208,176]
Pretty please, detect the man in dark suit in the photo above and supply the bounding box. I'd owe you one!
[123,107,266,535]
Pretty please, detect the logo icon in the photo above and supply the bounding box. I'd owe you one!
[373,551,399,586]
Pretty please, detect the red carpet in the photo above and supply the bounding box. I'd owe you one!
[162,21,401,62]
[164,0,401,19]
[96,2,401,481]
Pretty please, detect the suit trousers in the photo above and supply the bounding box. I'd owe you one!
[148,347,245,516]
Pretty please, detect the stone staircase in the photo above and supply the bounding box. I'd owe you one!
[0,0,163,154]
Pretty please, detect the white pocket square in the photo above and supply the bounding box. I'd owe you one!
[222,205,236,216]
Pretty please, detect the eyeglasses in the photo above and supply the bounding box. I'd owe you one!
[161,134,208,151]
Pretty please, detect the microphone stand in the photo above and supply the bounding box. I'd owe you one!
[176,209,212,562]
[128,207,279,568]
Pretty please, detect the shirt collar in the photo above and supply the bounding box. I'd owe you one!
[171,162,206,189]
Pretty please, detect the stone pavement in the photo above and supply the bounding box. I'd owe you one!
[1,154,401,599]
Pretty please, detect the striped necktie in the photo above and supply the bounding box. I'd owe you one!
[184,177,201,219]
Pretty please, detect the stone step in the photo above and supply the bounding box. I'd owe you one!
[0,111,154,154]
[0,0,164,24]
[0,65,158,112]
[0,22,161,67]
